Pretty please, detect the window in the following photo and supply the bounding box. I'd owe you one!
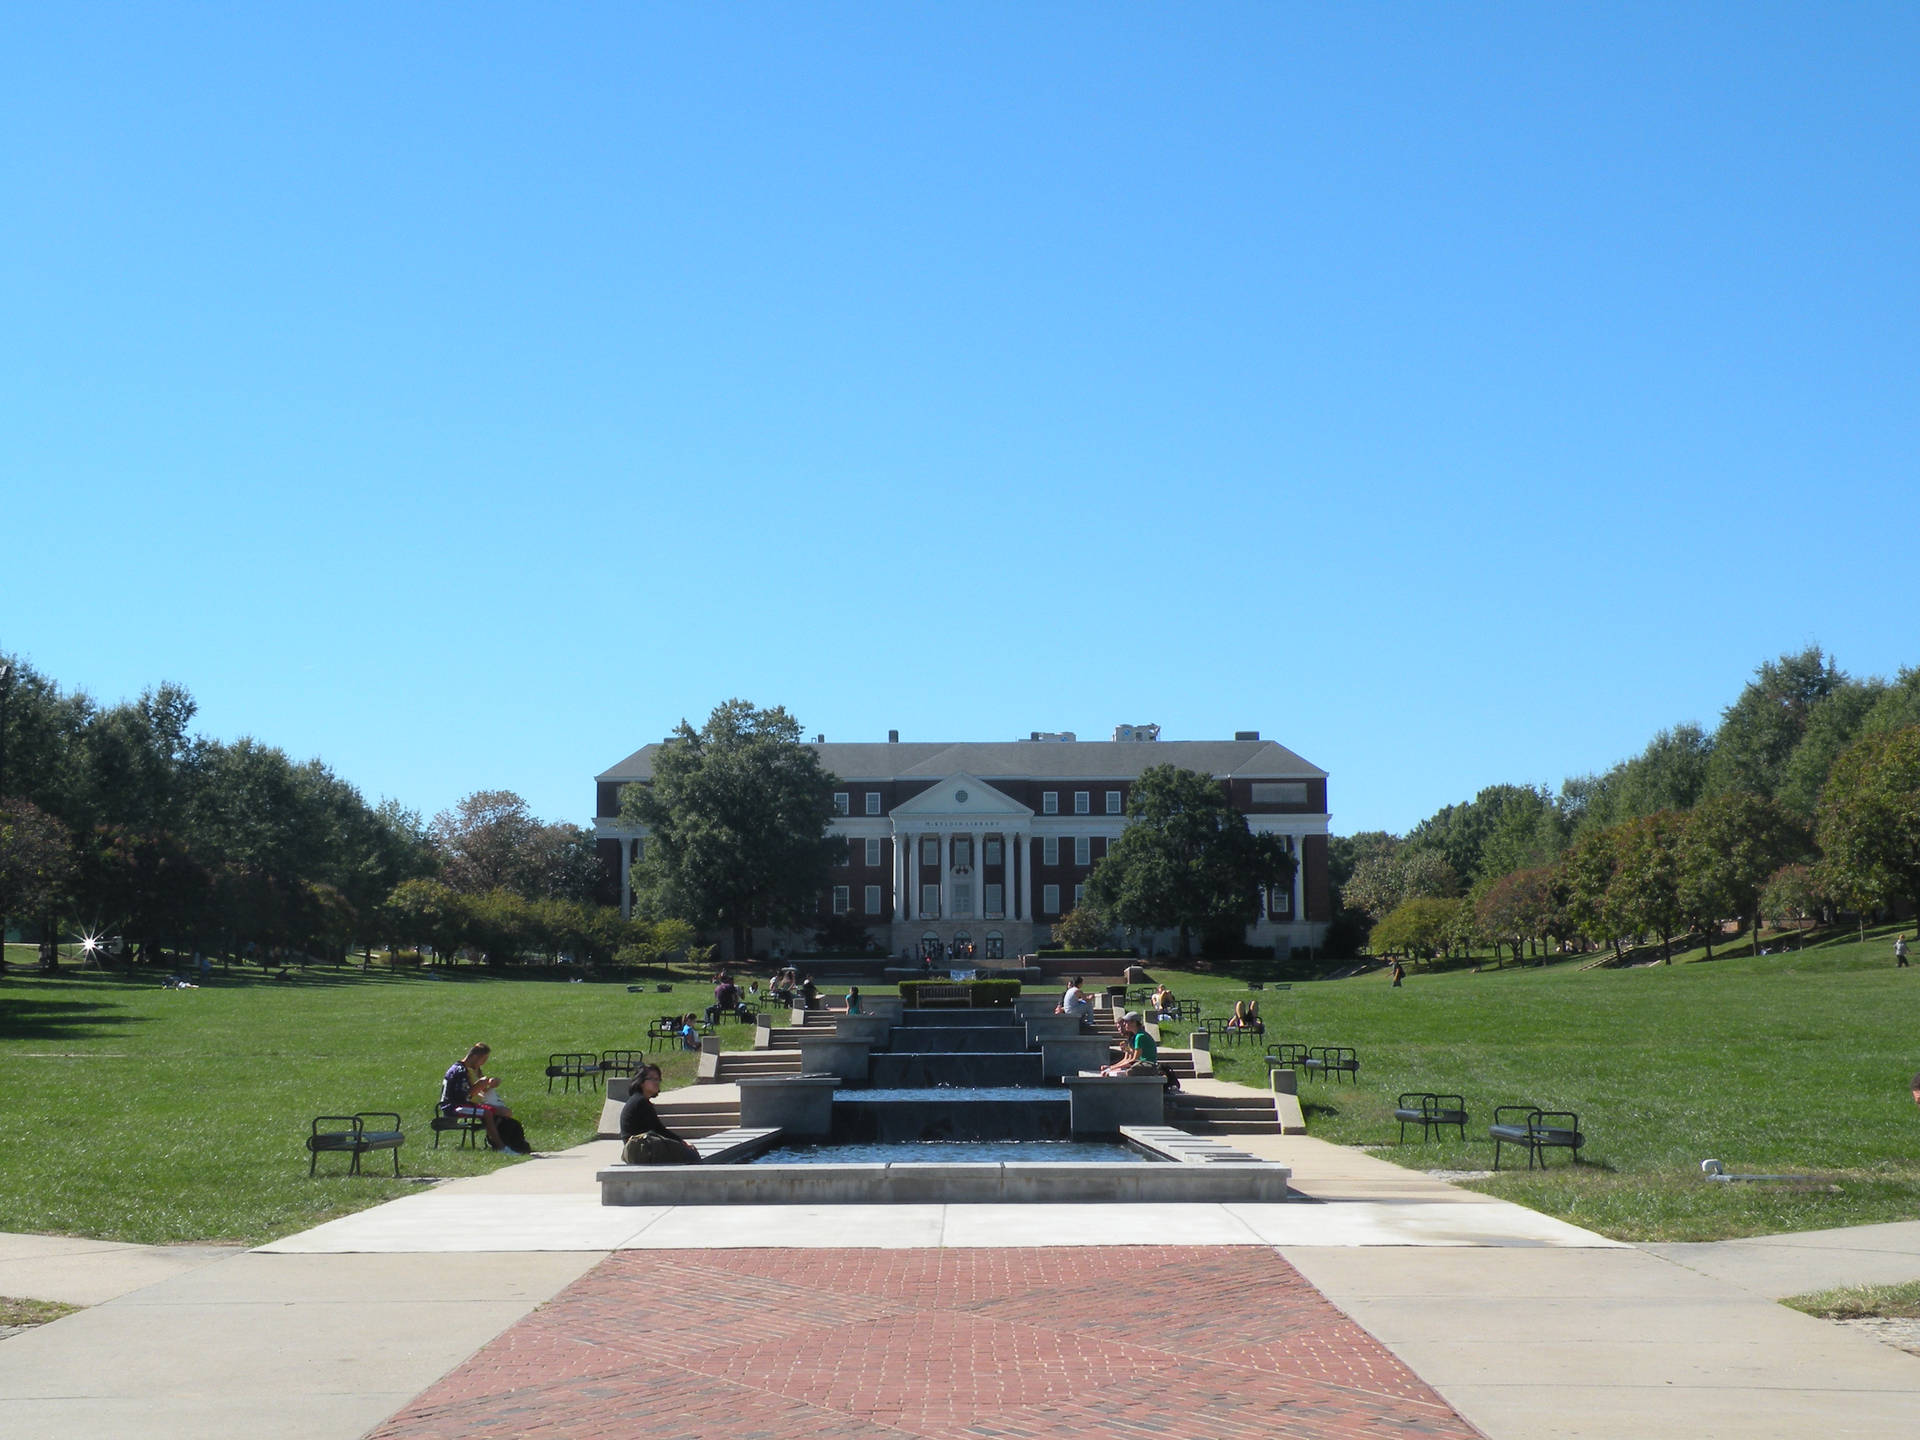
[1042,791,1058,814]
[953,837,972,867]
[1106,790,1122,814]
[1074,836,1090,866]
[1074,883,1085,909]
[953,882,972,913]
[836,845,851,867]
[864,884,883,915]
[833,792,850,816]
[865,791,881,816]
[1251,781,1309,806]
[1074,791,1090,814]
[832,886,850,915]
[985,931,1004,960]
[865,837,883,867]
[1269,884,1293,918]
[922,883,940,916]
[921,838,940,866]
[985,883,1003,915]
[1042,836,1059,866]
[984,838,1002,865]
[1042,883,1060,915]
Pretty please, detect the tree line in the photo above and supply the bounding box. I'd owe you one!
[1337,647,1920,965]
[0,652,667,970]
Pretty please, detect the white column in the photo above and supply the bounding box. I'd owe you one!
[1021,831,1033,923]
[893,834,907,923]
[938,832,950,921]
[620,839,633,919]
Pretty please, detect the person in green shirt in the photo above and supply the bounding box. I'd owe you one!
[1101,1013,1160,1075]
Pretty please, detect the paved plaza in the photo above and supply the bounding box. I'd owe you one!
[2,1128,1919,1438]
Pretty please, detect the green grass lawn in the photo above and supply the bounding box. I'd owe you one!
[0,954,754,1245]
[4,932,1917,1246]
[1157,926,1920,1242]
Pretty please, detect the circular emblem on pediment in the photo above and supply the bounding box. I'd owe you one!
[955,789,969,803]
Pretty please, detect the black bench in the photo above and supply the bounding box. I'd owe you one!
[1489,1106,1584,1170]
[307,1112,404,1176]
[600,1048,645,1078]
[647,1015,682,1050]
[1394,1092,1468,1143]
[1264,1042,1310,1071]
[1300,1046,1359,1083]
[430,1110,486,1149]
[546,1052,601,1093]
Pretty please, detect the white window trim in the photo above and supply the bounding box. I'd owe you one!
[1074,836,1090,866]
[864,884,882,915]
[1074,790,1090,814]
[1106,790,1122,814]
[1042,791,1058,815]
[1042,883,1060,915]
[985,882,1003,916]
[865,791,881,815]
[921,883,940,916]
[1042,837,1059,867]
[832,885,850,915]
[1073,883,1084,908]
[833,792,850,816]
[865,837,883,867]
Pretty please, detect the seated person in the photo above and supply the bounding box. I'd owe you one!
[1150,983,1177,1021]
[468,1075,533,1155]
[440,1043,526,1154]
[845,985,862,1015]
[619,1063,700,1165]
[1099,1014,1159,1076]
[1228,999,1264,1034]
[1054,975,1090,1024]
[679,1013,701,1050]
[799,975,820,1009]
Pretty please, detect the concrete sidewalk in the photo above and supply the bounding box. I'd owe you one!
[2,1132,1918,1439]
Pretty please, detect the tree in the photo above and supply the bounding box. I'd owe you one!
[1759,863,1825,929]
[1677,793,1809,958]
[1559,825,1623,955]
[1051,905,1112,950]
[1476,866,1563,966]
[431,791,539,896]
[1083,765,1294,958]
[0,797,74,970]
[1369,897,1460,966]
[1777,680,1883,817]
[1705,647,1845,800]
[1340,847,1458,923]
[1816,726,1920,918]
[1608,812,1688,962]
[621,700,844,960]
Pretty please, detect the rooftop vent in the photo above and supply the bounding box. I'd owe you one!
[814,734,825,743]
[1235,730,1260,742]
[888,729,899,743]
[1112,724,1160,742]
[1027,730,1077,742]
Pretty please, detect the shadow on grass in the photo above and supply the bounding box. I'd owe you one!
[0,999,149,1042]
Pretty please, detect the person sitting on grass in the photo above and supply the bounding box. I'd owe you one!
[440,1043,526,1154]
[679,1013,701,1050]
[620,1064,701,1165]
[1100,1013,1160,1076]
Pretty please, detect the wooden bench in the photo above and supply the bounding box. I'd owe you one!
[1489,1106,1584,1170]
[1394,1092,1468,1143]
[546,1052,601,1093]
[914,984,974,1007]
[307,1112,404,1176]
[1300,1046,1359,1083]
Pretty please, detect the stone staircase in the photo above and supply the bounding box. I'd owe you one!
[1167,1091,1282,1135]
[707,1049,803,1083]
[652,1092,747,1138]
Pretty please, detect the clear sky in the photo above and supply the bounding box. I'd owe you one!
[5,5,1917,837]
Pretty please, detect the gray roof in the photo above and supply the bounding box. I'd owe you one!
[598,738,1326,784]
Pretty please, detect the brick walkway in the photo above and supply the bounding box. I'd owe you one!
[369,1247,1482,1440]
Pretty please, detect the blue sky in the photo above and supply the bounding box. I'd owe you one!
[5,5,1917,836]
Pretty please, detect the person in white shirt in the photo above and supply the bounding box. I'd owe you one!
[1055,975,1090,1029]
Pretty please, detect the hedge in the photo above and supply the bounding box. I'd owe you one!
[897,978,1023,1008]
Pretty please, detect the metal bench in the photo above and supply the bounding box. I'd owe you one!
[1394,1092,1468,1143]
[307,1112,404,1176]
[1300,1046,1359,1083]
[600,1048,645,1078]
[1264,1042,1310,1071]
[545,1052,601,1093]
[1489,1106,1584,1170]
[647,1015,681,1050]
[915,984,974,1007]
[430,1109,486,1149]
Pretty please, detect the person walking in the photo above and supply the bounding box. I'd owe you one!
[1390,958,1405,987]
[1896,934,1910,968]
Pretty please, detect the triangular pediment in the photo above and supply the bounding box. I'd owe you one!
[890,773,1031,818]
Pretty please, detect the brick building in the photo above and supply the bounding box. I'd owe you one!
[593,728,1331,959]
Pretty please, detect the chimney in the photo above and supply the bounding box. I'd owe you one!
[814,734,825,743]
[1235,730,1260,741]
[888,729,899,743]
